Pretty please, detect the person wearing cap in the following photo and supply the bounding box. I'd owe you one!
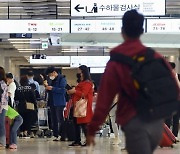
[45,66,67,141]
[86,10,165,154]
[27,71,40,93]
[6,73,16,108]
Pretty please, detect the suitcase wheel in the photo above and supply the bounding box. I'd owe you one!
[36,130,44,138]
[44,130,53,138]
[171,145,174,148]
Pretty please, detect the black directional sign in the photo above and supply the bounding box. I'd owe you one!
[75,4,84,12]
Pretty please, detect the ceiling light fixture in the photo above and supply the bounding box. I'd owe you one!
[18,49,45,51]
[8,39,40,41]
[18,51,35,53]
[10,42,30,44]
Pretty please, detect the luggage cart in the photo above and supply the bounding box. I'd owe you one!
[35,106,53,138]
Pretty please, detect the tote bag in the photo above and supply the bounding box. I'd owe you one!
[74,98,87,118]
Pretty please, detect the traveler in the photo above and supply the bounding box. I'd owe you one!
[45,67,67,141]
[86,10,179,154]
[15,76,37,138]
[109,95,121,145]
[27,71,40,93]
[5,105,23,149]
[68,65,93,146]
[165,62,180,141]
[0,67,8,149]
[6,73,16,108]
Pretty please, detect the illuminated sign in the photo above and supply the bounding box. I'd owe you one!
[30,56,70,65]
[0,20,70,33]
[70,56,110,67]
[71,20,121,33]
[147,19,180,33]
[71,0,165,16]
[10,33,32,38]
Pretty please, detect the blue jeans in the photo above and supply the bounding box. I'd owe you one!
[0,109,6,146]
[10,115,23,145]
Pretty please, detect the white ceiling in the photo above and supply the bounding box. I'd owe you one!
[0,0,180,64]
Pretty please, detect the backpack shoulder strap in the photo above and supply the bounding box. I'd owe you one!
[145,47,155,60]
[110,52,134,67]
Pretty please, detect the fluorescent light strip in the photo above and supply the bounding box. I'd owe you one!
[8,39,40,41]
[18,51,35,53]
[18,49,45,51]
[61,51,87,53]
[10,42,30,44]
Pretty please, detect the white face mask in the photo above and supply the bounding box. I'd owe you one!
[49,76,55,80]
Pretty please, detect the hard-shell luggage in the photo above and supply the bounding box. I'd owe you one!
[65,119,75,141]
[159,124,176,148]
[5,117,12,147]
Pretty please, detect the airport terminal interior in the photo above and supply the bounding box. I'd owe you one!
[1,0,180,153]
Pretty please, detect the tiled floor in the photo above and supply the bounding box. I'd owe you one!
[1,137,180,154]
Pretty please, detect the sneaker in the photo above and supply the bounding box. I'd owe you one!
[60,138,66,141]
[69,142,82,147]
[175,137,179,142]
[111,138,121,145]
[52,136,60,141]
[0,145,5,150]
[81,142,87,147]
[9,144,17,149]
[30,132,35,138]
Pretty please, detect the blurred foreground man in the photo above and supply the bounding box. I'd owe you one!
[87,10,180,154]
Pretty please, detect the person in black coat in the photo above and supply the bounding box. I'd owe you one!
[14,76,37,137]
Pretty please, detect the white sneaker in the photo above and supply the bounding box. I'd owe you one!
[175,137,179,142]
[111,138,121,145]
[52,136,60,141]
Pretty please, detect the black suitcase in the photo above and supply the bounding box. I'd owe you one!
[66,119,75,141]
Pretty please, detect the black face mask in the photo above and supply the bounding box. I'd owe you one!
[76,73,81,79]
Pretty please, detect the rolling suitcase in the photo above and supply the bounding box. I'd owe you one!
[159,123,176,148]
[5,117,12,148]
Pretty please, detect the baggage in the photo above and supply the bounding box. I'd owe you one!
[5,117,12,147]
[159,124,176,148]
[65,119,75,141]
[110,48,180,121]
[61,107,75,141]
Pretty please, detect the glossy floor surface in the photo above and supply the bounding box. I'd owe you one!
[1,137,180,154]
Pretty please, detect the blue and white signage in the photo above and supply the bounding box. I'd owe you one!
[147,19,180,33]
[71,20,121,33]
[71,0,165,16]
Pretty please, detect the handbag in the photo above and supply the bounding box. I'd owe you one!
[22,91,35,110]
[26,102,35,110]
[74,97,87,118]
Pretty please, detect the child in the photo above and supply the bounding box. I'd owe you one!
[5,105,23,149]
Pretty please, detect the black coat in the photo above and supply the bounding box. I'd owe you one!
[14,85,37,113]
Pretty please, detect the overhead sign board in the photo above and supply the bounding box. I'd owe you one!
[0,20,70,33]
[71,20,121,33]
[147,19,180,33]
[10,33,32,38]
[71,0,165,16]
[70,56,110,67]
[30,56,70,65]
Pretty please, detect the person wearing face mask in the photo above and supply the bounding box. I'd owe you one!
[6,73,16,108]
[67,65,93,147]
[27,71,40,94]
[45,66,67,141]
